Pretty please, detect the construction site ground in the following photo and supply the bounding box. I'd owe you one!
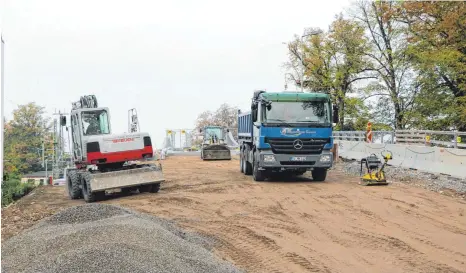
[2,156,466,273]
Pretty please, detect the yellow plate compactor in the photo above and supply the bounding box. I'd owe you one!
[359,151,392,186]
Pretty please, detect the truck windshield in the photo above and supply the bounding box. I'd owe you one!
[264,101,330,125]
[82,110,110,135]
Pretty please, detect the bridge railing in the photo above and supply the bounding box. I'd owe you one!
[333,131,395,144]
[395,130,466,149]
[333,130,466,149]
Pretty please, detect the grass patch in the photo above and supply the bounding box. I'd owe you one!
[1,179,36,207]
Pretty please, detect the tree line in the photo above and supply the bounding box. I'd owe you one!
[2,103,53,206]
[194,103,238,144]
[284,0,465,131]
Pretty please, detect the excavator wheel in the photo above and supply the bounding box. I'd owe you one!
[81,172,105,203]
[67,170,82,199]
[139,182,161,193]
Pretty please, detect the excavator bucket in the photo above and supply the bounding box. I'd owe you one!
[89,164,165,192]
[201,144,232,160]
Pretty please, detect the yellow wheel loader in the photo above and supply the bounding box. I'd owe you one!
[199,126,232,160]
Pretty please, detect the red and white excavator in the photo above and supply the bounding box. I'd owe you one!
[63,95,164,202]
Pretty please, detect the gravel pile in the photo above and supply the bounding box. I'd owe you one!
[1,204,243,273]
[334,159,466,195]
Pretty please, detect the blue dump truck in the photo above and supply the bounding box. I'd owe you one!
[238,90,339,181]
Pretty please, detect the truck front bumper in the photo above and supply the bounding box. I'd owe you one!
[258,150,333,170]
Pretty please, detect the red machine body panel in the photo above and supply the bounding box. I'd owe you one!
[86,145,153,165]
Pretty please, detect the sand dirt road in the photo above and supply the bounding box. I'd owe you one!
[2,156,466,273]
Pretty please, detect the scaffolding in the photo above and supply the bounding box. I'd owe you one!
[51,110,70,179]
[163,129,194,150]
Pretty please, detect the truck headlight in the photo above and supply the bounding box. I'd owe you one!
[320,155,331,162]
[263,155,276,162]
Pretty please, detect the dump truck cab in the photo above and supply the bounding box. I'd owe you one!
[238,90,339,181]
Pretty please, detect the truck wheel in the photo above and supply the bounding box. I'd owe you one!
[81,173,104,203]
[67,170,82,199]
[252,157,266,182]
[244,157,253,175]
[312,168,327,181]
[240,149,244,173]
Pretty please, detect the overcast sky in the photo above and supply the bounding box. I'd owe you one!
[2,0,351,148]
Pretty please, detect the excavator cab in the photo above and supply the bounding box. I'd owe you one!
[81,110,110,135]
[200,126,231,160]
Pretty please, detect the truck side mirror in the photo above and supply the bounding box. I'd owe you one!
[60,116,67,126]
[332,105,339,124]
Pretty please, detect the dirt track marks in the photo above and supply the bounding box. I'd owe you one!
[2,156,466,273]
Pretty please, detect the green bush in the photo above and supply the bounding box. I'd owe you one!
[1,179,36,207]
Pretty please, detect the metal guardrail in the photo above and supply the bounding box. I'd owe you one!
[337,140,466,179]
[333,130,466,149]
[333,131,395,144]
[395,130,466,149]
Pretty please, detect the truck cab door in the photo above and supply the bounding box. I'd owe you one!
[253,104,262,146]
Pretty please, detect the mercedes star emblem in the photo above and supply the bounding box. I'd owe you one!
[293,139,304,150]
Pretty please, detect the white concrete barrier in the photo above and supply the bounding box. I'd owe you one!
[337,140,466,179]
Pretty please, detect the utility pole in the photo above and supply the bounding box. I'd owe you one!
[67,125,72,167]
[45,159,48,185]
[299,30,323,92]
[41,140,45,167]
[42,139,48,183]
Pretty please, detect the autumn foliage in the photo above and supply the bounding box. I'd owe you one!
[3,103,52,176]
[284,0,466,131]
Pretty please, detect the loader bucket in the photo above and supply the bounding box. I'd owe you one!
[89,164,164,192]
[201,144,232,160]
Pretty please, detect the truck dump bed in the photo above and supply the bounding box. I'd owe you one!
[238,111,252,141]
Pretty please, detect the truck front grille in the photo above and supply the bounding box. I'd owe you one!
[266,138,329,155]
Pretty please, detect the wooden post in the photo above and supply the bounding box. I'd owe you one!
[332,143,339,163]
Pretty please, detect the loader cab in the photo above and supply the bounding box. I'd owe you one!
[200,126,224,144]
